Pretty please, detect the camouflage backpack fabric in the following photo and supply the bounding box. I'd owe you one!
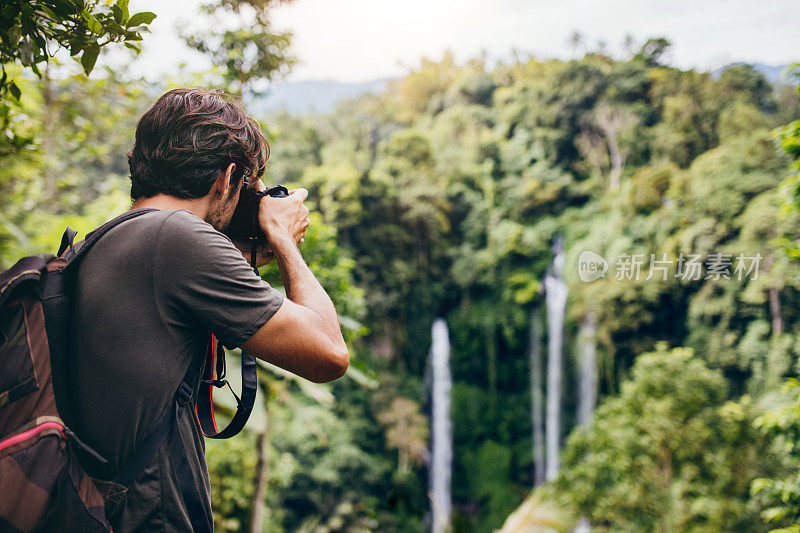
[0,250,110,532]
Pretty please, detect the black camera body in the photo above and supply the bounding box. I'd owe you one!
[223,184,289,244]
[223,184,289,272]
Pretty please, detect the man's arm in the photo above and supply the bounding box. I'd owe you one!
[241,188,349,383]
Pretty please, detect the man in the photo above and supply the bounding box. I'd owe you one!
[68,87,349,531]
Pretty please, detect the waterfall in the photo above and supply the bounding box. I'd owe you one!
[429,318,452,533]
[577,313,597,426]
[571,315,597,533]
[574,518,591,533]
[529,306,545,486]
[543,236,567,481]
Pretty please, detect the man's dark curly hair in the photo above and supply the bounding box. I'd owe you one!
[128,88,269,200]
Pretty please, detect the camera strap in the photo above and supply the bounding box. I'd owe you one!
[195,334,257,439]
[195,184,289,439]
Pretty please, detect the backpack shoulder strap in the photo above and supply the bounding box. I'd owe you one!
[62,208,158,266]
[58,227,78,258]
[110,346,212,533]
[46,209,159,430]
[110,344,205,487]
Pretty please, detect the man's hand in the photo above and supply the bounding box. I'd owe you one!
[234,181,309,266]
[258,187,311,249]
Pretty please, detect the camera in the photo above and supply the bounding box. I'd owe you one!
[223,183,289,271]
[223,183,290,245]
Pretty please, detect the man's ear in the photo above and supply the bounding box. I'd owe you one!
[214,163,236,197]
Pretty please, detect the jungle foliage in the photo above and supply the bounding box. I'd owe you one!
[0,1,155,153]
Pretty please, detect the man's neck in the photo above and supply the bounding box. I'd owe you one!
[131,194,210,222]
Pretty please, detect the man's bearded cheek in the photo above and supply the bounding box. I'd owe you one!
[205,199,230,231]
[222,197,239,228]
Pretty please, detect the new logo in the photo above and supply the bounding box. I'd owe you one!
[578,251,608,282]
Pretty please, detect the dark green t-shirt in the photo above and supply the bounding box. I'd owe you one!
[69,209,284,532]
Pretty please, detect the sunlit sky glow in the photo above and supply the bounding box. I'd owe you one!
[125,0,799,83]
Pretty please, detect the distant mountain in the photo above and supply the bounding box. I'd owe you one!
[711,62,796,85]
[248,63,795,118]
[247,78,393,116]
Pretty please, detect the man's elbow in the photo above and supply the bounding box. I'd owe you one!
[311,346,349,383]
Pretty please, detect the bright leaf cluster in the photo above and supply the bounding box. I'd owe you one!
[0,0,156,100]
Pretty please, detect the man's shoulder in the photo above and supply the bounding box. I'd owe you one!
[148,209,226,246]
[96,209,214,254]
[106,208,202,236]
[148,209,243,269]
[154,208,210,231]
[100,209,235,268]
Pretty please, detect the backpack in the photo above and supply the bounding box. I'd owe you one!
[0,209,260,532]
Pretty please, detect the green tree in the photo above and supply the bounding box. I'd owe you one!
[182,0,295,97]
[0,0,154,98]
[634,37,671,67]
[376,397,428,475]
[0,71,149,267]
[750,62,800,533]
[751,380,800,532]
[778,64,800,217]
[556,346,771,531]
[0,0,155,152]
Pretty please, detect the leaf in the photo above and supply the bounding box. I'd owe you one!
[127,11,156,27]
[110,4,123,23]
[39,5,58,19]
[50,0,78,16]
[763,506,786,522]
[81,45,100,75]
[116,0,129,21]
[750,477,770,495]
[345,364,379,389]
[103,20,125,34]
[123,42,140,54]
[8,81,20,100]
[80,10,102,33]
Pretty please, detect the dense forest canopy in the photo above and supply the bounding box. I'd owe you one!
[2,27,800,532]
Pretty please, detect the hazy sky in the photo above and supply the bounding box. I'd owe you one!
[126,0,799,83]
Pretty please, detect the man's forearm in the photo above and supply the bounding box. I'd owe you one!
[271,238,345,346]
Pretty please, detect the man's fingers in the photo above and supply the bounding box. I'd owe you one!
[290,188,309,202]
[297,218,309,244]
[261,187,310,248]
